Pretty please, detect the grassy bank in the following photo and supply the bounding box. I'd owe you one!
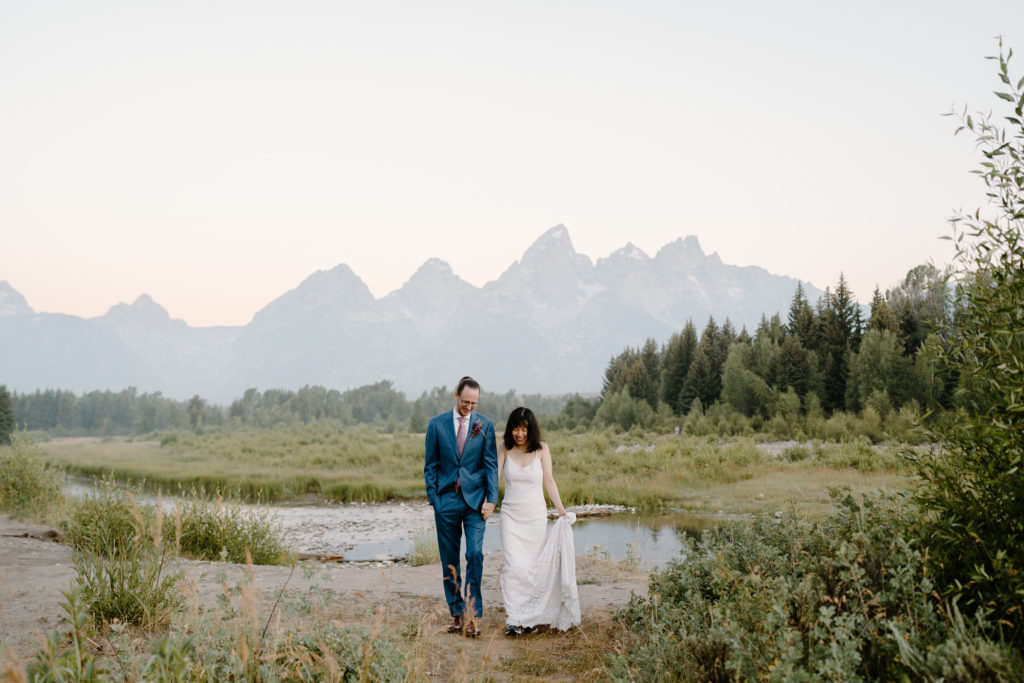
[37,422,911,514]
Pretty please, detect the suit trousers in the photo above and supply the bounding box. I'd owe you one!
[433,489,486,617]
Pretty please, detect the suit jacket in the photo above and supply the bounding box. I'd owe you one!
[424,409,498,511]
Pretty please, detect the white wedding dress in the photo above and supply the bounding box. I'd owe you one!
[499,454,581,630]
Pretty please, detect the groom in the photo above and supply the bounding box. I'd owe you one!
[424,376,498,637]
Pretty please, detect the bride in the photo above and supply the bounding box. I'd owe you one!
[497,407,581,636]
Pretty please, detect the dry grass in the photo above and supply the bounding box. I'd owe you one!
[677,468,911,517]
[326,591,630,681]
[211,566,633,682]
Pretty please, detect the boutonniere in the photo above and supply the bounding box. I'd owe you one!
[469,419,482,440]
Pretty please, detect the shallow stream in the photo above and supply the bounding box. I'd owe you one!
[66,480,724,567]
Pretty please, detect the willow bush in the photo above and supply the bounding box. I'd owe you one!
[609,494,1022,680]
[910,38,1024,644]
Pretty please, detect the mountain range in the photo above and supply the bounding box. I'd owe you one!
[0,225,823,403]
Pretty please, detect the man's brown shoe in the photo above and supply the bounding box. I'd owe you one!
[447,614,464,634]
[464,618,481,638]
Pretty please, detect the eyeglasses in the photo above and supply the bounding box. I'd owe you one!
[458,399,478,408]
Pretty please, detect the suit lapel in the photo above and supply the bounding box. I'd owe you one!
[444,410,459,459]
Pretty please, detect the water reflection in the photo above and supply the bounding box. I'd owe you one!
[545,510,721,569]
[64,480,723,567]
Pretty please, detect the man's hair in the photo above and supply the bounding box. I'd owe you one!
[456,376,481,395]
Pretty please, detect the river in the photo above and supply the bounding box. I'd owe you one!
[66,480,724,568]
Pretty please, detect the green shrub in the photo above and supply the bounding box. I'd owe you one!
[856,405,885,443]
[63,477,151,554]
[0,433,64,520]
[883,400,926,444]
[607,494,1024,680]
[73,532,184,629]
[65,481,293,566]
[891,603,1024,683]
[909,39,1024,644]
[176,492,292,565]
[68,489,183,629]
[783,444,810,462]
[815,438,899,472]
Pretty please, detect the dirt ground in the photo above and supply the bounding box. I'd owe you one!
[0,514,649,680]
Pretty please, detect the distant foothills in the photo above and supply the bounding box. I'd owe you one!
[0,225,824,403]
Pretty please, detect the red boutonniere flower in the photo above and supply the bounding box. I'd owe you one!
[470,419,482,439]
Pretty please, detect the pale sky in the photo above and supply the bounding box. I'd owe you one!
[2,1,1022,327]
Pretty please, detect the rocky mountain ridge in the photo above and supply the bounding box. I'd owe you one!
[0,226,822,402]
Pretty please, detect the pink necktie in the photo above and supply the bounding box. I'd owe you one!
[457,416,467,456]
[455,416,467,492]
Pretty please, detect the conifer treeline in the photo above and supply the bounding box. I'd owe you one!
[595,265,953,427]
[9,382,570,436]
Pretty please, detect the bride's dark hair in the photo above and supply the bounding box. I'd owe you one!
[503,406,543,453]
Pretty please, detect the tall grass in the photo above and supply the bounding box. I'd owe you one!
[175,491,292,565]
[45,423,426,503]
[64,479,293,566]
[0,432,64,520]
[406,528,439,566]
[71,498,184,629]
[549,430,905,509]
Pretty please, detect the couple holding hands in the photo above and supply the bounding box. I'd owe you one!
[423,376,581,638]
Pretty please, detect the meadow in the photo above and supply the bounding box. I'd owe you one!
[36,419,911,516]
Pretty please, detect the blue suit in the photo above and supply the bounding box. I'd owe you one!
[424,409,498,618]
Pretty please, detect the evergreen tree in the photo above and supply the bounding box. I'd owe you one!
[409,399,427,432]
[660,322,697,414]
[187,395,205,431]
[755,313,787,345]
[818,275,863,412]
[624,356,658,410]
[699,317,726,404]
[0,385,14,445]
[775,336,812,397]
[680,345,717,408]
[787,282,819,350]
[718,318,738,352]
[602,347,638,399]
[867,286,900,334]
[735,325,752,346]
[638,338,661,408]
